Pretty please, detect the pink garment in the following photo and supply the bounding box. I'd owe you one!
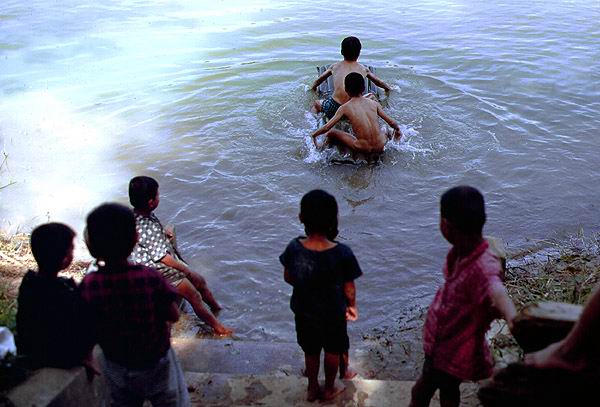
[423,240,505,381]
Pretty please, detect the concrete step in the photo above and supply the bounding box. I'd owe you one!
[184,372,436,407]
[172,338,304,376]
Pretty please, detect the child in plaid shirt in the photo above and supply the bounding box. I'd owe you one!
[80,203,189,406]
[129,176,232,336]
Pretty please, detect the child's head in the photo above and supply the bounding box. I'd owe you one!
[345,72,365,97]
[86,203,137,262]
[129,176,159,211]
[30,223,76,275]
[440,186,486,243]
[299,189,339,240]
[341,36,361,61]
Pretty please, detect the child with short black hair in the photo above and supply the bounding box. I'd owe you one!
[16,223,91,368]
[312,36,391,119]
[409,186,517,407]
[80,203,189,406]
[312,72,401,154]
[128,176,232,336]
[280,190,362,401]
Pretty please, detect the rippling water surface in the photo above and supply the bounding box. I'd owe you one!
[1,0,600,340]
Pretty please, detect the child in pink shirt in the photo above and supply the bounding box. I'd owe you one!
[410,186,517,407]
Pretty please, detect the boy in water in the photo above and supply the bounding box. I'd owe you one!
[16,223,92,369]
[312,36,391,119]
[128,176,232,336]
[80,203,189,406]
[409,186,517,407]
[280,190,362,401]
[311,72,402,154]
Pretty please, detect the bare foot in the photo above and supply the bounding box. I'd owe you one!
[307,384,321,402]
[340,367,358,380]
[524,341,586,372]
[213,324,233,337]
[322,383,345,400]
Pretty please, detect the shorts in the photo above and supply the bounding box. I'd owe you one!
[321,97,342,119]
[295,315,349,355]
[102,348,190,407]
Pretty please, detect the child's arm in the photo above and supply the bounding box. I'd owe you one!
[490,284,517,331]
[376,104,402,139]
[283,268,294,286]
[366,69,391,92]
[311,107,345,147]
[344,281,358,321]
[161,253,193,276]
[311,68,333,91]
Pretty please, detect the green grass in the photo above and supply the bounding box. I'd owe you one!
[0,281,16,332]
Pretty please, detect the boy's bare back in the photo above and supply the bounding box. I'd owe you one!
[338,97,388,152]
[329,61,370,105]
[312,93,401,154]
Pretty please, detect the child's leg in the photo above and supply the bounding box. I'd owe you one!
[304,352,321,402]
[438,377,461,407]
[323,352,345,400]
[324,129,361,152]
[176,279,232,336]
[184,270,222,313]
[339,351,357,379]
[409,358,440,407]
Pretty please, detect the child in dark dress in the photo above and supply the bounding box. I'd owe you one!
[280,189,362,401]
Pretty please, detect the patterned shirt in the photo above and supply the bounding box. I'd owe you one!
[423,240,505,381]
[131,213,185,285]
[79,264,177,369]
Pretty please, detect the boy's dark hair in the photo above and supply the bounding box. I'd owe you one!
[129,176,159,210]
[300,190,339,240]
[86,203,136,261]
[30,223,75,272]
[440,186,486,235]
[341,36,361,61]
[345,72,365,97]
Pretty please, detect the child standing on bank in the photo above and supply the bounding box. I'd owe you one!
[80,203,189,406]
[128,176,232,336]
[280,189,362,402]
[410,186,517,407]
[16,223,92,369]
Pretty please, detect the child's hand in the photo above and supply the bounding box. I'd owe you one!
[393,128,402,140]
[164,225,175,240]
[82,357,101,381]
[346,306,358,321]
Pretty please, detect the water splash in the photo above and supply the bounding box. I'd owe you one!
[0,91,129,235]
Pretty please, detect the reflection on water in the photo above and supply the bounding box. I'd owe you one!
[1,0,600,340]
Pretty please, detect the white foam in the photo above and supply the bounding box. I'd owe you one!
[0,91,129,237]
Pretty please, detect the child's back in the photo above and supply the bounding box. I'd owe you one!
[16,223,89,368]
[17,270,87,368]
[328,60,370,106]
[281,190,362,401]
[281,237,361,323]
[80,262,175,368]
[81,203,189,406]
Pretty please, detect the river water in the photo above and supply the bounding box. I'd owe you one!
[1,0,600,341]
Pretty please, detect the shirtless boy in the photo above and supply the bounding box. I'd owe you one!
[311,72,401,154]
[311,36,391,119]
